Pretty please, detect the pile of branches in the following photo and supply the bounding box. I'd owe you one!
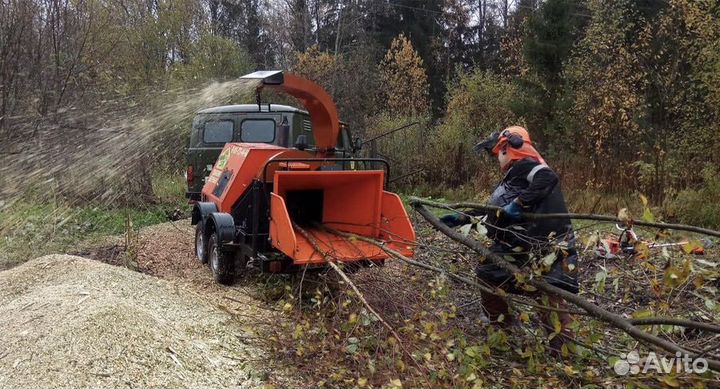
[303,198,720,374]
[406,198,720,370]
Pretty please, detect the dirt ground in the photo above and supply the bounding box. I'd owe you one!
[0,220,291,389]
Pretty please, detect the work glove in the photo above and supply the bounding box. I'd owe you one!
[501,201,523,221]
[439,213,469,228]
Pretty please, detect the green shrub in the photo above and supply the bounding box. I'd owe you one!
[171,33,254,86]
[666,166,720,228]
[429,69,530,187]
[364,113,431,190]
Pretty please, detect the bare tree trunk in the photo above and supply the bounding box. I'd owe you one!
[334,1,343,55]
[502,0,509,29]
[479,0,486,68]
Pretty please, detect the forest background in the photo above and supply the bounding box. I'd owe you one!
[2,0,720,227]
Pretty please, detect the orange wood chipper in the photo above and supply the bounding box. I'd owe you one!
[191,70,415,284]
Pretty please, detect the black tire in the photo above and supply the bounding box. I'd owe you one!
[194,224,209,264]
[208,233,235,285]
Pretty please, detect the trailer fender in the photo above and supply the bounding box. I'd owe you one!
[208,212,236,244]
[192,202,218,226]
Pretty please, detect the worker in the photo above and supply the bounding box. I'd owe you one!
[440,126,578,354]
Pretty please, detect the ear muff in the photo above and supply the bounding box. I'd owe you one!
[502,130,524,149]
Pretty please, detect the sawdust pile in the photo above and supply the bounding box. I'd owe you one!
[0,255,266,388]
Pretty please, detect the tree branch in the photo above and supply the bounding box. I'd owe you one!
[410,197,720,238]
[629,318,720,333]
[410,200,720,371]
[320,225,588,316]
[291,222,415,364]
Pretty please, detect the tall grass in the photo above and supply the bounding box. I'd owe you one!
[0,173,186,269]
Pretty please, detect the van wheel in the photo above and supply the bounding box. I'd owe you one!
[194,224,209,264]
[208,234,235,285]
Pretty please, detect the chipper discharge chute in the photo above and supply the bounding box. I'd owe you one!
[191,70,415,284]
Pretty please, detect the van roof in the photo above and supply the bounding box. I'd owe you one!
[197,104,309,115]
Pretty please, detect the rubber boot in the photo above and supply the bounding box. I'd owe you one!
[539,295,575,357]
[480,290,516,327]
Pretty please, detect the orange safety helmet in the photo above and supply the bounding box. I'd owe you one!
[492,126,531,153]
[474,126,545,166]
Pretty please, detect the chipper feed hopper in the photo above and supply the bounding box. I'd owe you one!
[191,71,415,284]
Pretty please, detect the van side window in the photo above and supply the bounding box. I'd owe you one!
[241,119,275,143]
[204,120,234,143]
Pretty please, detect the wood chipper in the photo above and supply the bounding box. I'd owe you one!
[191,70,415,284]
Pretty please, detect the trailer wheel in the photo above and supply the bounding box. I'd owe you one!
[194,224,209,264]
[208,234,235,285]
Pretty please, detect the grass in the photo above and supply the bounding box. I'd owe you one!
[0,172,187,269]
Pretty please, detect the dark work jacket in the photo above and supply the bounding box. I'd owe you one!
[485,158,576,252]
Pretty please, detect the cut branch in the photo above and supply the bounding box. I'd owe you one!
[410,200,720,371]
[291,222,413,363]
[320,225,587,316]
[629,318,720,333]
[323,226,720,333]
[411,197,720,238]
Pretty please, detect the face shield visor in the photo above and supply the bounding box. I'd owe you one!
[473,132,500,156]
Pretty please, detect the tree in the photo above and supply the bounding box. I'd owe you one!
[564,0,648,188]
[207,0,267,67]
[378,34,430,117]
[523,0,587,139]
[637,0,720,195]
[431,69,525,186]
[293,45,343,101]
[369,1,444,115]
[172,33,254,84]
[292,44,382,136]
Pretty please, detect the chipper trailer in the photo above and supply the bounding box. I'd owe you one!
[191,70,416,284]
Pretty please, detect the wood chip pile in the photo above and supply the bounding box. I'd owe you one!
[0,255,264,388]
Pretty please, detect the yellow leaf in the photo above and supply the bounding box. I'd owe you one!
[640,194,648,207]
[693,276,705,288]
[642,207,655,223]
[542,252,557,267]
[521,284,537,292]
[658,375,680,388]
[635,242,650,260]
[631,309,653,319]
[357,378,368,387]
[519,312,530,323]
[550,312,561,334]
[388,378,403,389]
